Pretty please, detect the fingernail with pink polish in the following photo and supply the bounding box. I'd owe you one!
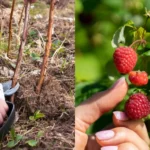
[113,111,128,121]
[111,77,126,89]
[95,130,115,140]
[101,146,118,150]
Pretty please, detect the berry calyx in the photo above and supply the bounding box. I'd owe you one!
[129,71,148,86]
[125,93,150,120]
[113,47,137,74]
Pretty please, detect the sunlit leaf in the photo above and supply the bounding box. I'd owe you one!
[111,21,135,48]
[111,26,125,48]
[141,51,150,56]
[26,140,38,147]
[134,27,146,40]
[7,135,23,148]
[37,131,44,138]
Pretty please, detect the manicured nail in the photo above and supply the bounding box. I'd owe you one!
[101,146,118,150]
[113,111,128,121]
[111,77,126,89]
[95,130,115,140]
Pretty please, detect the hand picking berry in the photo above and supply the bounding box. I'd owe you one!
[125,93,150,120]
[129,71,148,86]
[113,47,137,74]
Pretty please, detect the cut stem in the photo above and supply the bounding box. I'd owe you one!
[7,0,16,57]
[36,0,55,94]
[11,2,31,103]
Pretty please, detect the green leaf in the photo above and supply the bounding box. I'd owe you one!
[141,51,150,56]
[76,0,83,13]
[134,27,146,40]
[26,140,38,147]
[53,40,61,46]
[10,128,16,140]
[123,26,135,46]
[29,110,45,121]
[29,116,35,121]
[124,20,135,28]
[145,43,150,50]
[29,30,37,37]
[16,135,23,141]
[7,134,23,148]
[144,7,150,17]
[7,141,16,148]
[111,26,125,48]
[145,33,150,42]
[30,53,40,61]
[111,20,135,48]
[34,111,45,120]
[37,131,44,138]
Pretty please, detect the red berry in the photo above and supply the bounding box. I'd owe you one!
[125,93,149,120]
[129,71,148,86]
[113,47,137,74]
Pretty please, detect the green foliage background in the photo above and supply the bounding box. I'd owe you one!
[76,0,150,134]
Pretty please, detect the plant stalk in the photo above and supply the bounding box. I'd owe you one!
[7,0,16,57]
[36,0,55,94]
[11,2,31,103]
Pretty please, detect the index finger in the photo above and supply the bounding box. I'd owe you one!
[113,111,150,145]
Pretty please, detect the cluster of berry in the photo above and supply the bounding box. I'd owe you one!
[113,46,150,120]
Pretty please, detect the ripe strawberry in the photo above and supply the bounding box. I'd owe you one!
[125,93,149,120]
[113,47,137,74]
[129,71,148,86]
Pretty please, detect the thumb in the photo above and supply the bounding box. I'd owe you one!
[75,77,128,133]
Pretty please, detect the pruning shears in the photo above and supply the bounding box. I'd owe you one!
[0,80,19,140]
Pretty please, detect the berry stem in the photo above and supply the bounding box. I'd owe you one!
[129,39,146,49]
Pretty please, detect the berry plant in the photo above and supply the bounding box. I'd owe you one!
[112,9,150,120]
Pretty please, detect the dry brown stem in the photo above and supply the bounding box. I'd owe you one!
[36,0,55,94]
[11,2,31,103]
[7,0,16,57]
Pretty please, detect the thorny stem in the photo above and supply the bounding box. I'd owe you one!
[7,0,16,57]
[129,39,147,49]
[36,0,55,94]
[11,2,31,103]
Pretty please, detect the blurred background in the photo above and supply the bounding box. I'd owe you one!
[75,0,150,134]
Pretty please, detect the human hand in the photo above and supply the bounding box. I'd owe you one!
[95,111,149,150]
[0,84,8,125]
[75,77,150,150]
